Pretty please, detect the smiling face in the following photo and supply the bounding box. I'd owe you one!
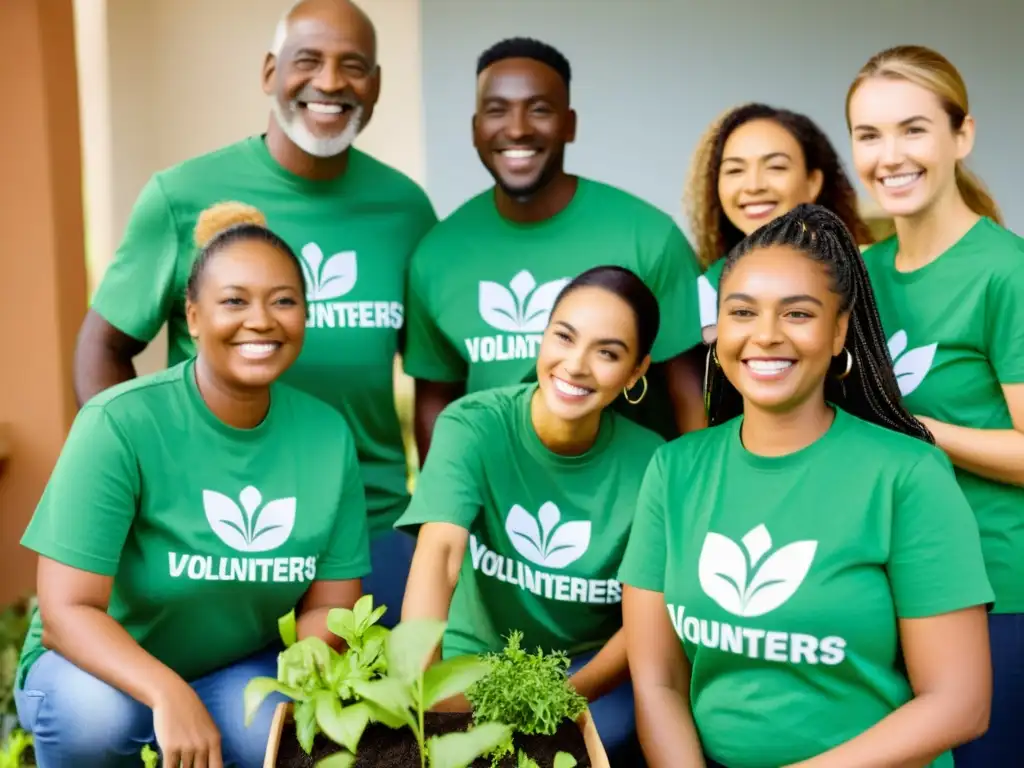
[848,77,973,219]
[262,2,380,158]
[186,239,307,391]
[718,118,824,235]
[535,285,648,422]
[473,57,576,199]
[717,245,848,414]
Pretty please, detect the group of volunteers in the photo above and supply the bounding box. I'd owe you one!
[9,0,1022,766]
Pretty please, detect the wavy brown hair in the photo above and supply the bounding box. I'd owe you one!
[684,103,874,269]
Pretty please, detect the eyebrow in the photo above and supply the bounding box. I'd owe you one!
[722,151,792,164]
[554,320,631,350]
[852,115,933,131]
[723,292,824,307]
[221,284,298,292]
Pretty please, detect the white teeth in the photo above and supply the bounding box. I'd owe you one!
[237,342,279,359]
[743,203,776,216]
[502,148,537,159]
[747,360,793,374]
[306,102,344,115]
[881,172,922,188]
[553,377,592,397]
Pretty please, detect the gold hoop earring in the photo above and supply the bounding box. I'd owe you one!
[835,347,853,380]
[623,375,648,405]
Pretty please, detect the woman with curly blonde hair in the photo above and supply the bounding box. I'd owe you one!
[686,103,874,328]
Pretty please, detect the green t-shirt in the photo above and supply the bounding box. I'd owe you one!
[394,384,664,659]
[863,218,1024,613]
[618,407,993,768]
[697,258,724,329]
[17,359,371,688]
[90,137,437,535]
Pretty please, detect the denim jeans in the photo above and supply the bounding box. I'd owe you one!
[362,528,416,629]
[568,649,644,768]
[14,646,285,768]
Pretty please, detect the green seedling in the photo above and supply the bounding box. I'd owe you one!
[140,743,159,767]
[0,729,32,768]
[516,750,577,768]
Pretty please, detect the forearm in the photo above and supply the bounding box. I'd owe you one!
[787,692,987,768]
[920,417,1024,486]
[634,683,706,768]
[665,349,708,435]
[43,605,182,707]
[568,630,628,702]
[296,607,341,650]
[74,348,137,406]
[413,380,463,467]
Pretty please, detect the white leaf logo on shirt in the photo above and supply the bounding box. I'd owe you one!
[697,274,718,329]
[479,270,570,333]
[505,502,590,569]
[698,524,817,618]
[203,485,296,553]
[300,243,357,301]
[887,330,938,396]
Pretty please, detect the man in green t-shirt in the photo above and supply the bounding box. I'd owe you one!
[404,37,706,455]
[71,0,437,626]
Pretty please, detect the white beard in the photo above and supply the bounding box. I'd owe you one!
[270,98,364,158]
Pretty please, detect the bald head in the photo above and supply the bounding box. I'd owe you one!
[270,0,376,64]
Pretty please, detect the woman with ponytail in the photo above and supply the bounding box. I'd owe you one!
[848,45,1024,766]
[619,205,993,767]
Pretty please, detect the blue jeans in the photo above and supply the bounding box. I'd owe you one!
[568,649,644,767]
[362,528,416,629]
[14,646,285,768]
[953,611,1024,766]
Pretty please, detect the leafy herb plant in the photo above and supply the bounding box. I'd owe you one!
[140,743,159,768]
[465,631,587,765]
[516,750,576,768]
[0,729,32,768]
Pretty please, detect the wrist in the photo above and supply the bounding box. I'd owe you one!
[141,667,188,709]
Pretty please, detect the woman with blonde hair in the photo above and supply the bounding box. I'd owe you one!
[848,44,1023,766]
[685,103,874,329]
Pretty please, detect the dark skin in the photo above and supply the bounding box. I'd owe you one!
[43,239,364,768]
[73,0,380,405]
[414,57,706,463]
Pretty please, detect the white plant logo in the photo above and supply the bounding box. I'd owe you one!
[299,243,357,301]
[505,502,590,569]
[203,486,296,553]
[699,524,817,618]
[697,274,718,329]
[887,330,937,396]
[479,270,570,333]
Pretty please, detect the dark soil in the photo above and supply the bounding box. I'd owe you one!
[276,711,591,767]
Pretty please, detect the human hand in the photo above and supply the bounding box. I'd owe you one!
[152,679,224,768]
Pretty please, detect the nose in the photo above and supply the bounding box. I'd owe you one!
[312,61,349,94]
[880,134,904,166]
[504,106,533,142]
[561,346,589,377]
[742,166,767,193]
[243,301,276,332]
[752,312,783,347]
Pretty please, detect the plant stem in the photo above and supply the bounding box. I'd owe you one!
[418,675,426,768]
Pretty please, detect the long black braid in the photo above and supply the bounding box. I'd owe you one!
[704,203,933,443]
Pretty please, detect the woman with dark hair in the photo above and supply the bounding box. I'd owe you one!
[620,204,993,767]
[396,266,665,762]
[686,103,874,329]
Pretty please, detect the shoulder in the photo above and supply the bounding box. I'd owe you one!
[859,234,898,271]
[348,149,434,211]
[436,384,526,435]
[651,418,736,470]
[606,412,666,460]
[410,189,494,263]
[834,408,951,479]
[152,138,256,198]
[579,177,679,232]
[78,364,191,437]
[972,219,1024,276]
[271,381,355,440]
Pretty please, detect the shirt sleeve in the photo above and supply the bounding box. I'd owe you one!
[644,223,704,363]
[985,263,1024,384]
[888,450,995,618]
[90,175,181,343]
[401,246,468,383]
[316,431,372,581]
[20,405,140,576]
[393,405,485,532]
[616,449,669,591]
[698,258,725,330]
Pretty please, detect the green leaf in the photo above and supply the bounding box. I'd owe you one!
[426,722,514,768]
[423,655,490,709]
[295,698,319,755]
[353,594,374,627]
[315,752,356,768]
[351,677,416,730]
[327,608,357,646]
[278,610,298,647]
[315,694,371,753]
[386,618,446,685]
[554,753,578,768]
[242,677,303,726]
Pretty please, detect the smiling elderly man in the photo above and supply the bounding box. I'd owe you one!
[72,0,437,627]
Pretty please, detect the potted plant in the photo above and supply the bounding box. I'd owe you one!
[246,599,608,767]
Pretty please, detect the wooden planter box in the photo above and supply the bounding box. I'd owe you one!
[263,701,610,768]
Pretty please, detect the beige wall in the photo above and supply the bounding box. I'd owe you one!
[75,0,426,376]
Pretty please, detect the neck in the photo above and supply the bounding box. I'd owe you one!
[740,392,834,457]
[530,388,600,456]
[495,172,578,224]
[194,358,271,430]
[264,118,350,181]
[892,187,979,271]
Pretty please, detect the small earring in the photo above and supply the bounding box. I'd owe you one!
[835,347,853,380]
[623,375,648,405]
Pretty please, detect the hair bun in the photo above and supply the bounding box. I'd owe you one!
[193,202,267,248]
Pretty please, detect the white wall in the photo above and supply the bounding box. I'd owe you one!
[420,0,1023,234]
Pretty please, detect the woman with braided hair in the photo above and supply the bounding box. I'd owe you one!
[618,204,993,768]
[685,103,874,330]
